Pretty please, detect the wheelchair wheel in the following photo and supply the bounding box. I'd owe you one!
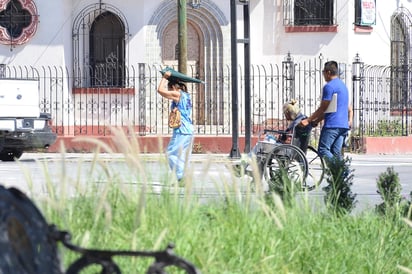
[304,146,326,191]
[264,144,308,189]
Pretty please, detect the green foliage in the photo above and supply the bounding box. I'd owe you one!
[41,186,412,274]
[376,167,401,206]
[323,156,357,216]
[28,137,412,273]
[265,167,299,207]
[376,167,412,219]
[369,120,403,136]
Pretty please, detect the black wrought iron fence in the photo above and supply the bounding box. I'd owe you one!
[0,185,200,273]
[1,53,411,153]
[360,64,412,137]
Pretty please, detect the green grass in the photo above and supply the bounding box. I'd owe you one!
[35,178,412,274]
[24,132,412,273]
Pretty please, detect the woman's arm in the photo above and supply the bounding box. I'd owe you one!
[157,71,180,102]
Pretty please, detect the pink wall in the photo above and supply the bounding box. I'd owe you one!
[48,136,412,154]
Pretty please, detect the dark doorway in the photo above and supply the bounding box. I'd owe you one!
[90,11,125,87]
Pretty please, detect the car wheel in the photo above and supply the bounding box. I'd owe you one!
[0,151,23,161]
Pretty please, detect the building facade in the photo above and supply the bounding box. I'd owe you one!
[0,0,407,68]
[0,0,411,153]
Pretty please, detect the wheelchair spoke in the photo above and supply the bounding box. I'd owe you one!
[304,146,326,191]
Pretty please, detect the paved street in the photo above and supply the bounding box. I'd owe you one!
[1,152,412,213]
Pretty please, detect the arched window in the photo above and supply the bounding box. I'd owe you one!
[90,12,125,87]
[72,4,129,91]
[390,8,411,112]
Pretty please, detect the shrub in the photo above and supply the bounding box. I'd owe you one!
[323,156,357,216]
[375,167,412,219]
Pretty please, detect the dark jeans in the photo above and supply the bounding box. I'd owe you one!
[318,127,349,161]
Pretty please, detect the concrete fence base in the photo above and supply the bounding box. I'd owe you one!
[47,135,412,155]
[362,136,412,154]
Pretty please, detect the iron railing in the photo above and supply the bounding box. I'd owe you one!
[1,54,411,151]
[0,185,200,274]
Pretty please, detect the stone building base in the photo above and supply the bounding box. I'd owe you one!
[47,135,412,155]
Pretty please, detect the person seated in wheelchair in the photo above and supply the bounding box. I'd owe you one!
[251,99,312,154]
[279,99,312,145]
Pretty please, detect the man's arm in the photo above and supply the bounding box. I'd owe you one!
[348,104,353,128]
[300,100,330,127]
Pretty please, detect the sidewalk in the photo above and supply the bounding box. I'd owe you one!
[14,151,412,214]
[21,151,412,162]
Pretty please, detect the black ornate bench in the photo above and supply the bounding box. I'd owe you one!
[0,185,200,274]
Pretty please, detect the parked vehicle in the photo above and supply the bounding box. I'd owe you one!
[0,79,57,161]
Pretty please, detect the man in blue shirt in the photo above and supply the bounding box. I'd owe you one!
[299,61,350,161]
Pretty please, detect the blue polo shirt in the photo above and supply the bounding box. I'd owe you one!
[322,78,349,129]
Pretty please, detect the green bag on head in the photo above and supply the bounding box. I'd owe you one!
[160,67,203,83]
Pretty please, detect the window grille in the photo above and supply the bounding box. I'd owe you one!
[283,0,336,26]
[72,3,129,88]
[0,0,30,38]
[390,7,412,114]
[0,0,38,46]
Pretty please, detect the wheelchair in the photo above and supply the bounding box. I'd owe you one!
[235,125,326,191]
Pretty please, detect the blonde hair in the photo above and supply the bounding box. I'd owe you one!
[283,99,300,120]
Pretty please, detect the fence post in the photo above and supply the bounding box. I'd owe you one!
[282,52,295,101]
[229,0,240,159]
[138,63,146,136]
[0,64,5,78]
[352,53,364,151]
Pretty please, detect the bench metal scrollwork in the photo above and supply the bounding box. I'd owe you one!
[0,185,200,274]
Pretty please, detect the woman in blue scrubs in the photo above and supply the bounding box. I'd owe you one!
[157,71,194,185]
